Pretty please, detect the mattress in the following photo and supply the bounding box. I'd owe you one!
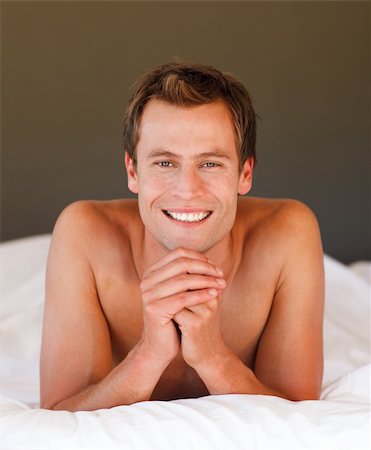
[0,234,369,449]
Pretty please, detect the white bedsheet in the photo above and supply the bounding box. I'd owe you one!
[0,234,370,449]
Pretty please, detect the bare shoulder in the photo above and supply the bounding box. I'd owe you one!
[236,196,323,276]
[55,198,140,226]
[53,199,140,244]
[239,196,318,222]
[238,196,321,242]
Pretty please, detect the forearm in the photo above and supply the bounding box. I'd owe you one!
[50,343,169,411]
[195,351,287,400]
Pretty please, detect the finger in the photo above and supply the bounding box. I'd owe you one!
[143,273,226,302]
[185,297,219,315]
[173,300,219,333]
[143,248,208,277]
[173,308,194,330]
[145,288,218,318]
[142,257,224,291]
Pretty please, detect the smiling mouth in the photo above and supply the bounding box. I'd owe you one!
[163,210,212,223]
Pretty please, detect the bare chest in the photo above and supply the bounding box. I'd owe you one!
[96,260,275,400]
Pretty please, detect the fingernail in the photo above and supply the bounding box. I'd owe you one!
[216,267,224,276]
[208,288,217,296]
[216,278,226,286]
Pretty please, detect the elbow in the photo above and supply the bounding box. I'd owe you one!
[40,396,73,411]
[285,371,323,402]
[287,386,322,402]
[39,393,53,410]
[40,398,61,411]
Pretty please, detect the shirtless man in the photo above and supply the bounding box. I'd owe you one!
[40,62,324,411]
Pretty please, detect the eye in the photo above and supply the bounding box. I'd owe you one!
[156,161,174,168]
[201,162,220,168]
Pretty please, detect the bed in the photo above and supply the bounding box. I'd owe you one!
[0,234,369,449]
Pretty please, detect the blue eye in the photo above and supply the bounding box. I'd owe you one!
[202,162,219,168]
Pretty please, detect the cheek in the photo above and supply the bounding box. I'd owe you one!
[217,175,241,199]
[146,177,168,190]
[137,177,167,206]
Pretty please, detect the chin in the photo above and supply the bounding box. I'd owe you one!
[158,235,218,253]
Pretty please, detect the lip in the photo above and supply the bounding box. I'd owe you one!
[164,208,212,213]
[162,209,212,225]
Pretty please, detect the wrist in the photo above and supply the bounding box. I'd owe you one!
[192,346,236,378]
[194,350,260,396]
[133,338,174,371]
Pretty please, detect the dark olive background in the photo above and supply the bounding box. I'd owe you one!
[1,1,370,263]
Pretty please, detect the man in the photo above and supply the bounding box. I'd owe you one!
[40,62,324,411]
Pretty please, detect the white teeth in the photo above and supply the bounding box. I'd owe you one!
[166,211,210,222]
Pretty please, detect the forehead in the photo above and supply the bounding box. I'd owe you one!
[136,99,238,156]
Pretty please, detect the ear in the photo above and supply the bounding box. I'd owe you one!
[238,158,254,195]
[125,152,139,194]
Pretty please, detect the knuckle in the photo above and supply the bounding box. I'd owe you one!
[142,268,150,279]
[178,257,189,272]
[178,247,187,255]
[178,273,188,284]
[190,318,201,331]
[141,290,152,304]
[208,298,218,309]
[204,308,213,320]
[144,301,157,316]
[177,291,187,306]
[174,247,186,258]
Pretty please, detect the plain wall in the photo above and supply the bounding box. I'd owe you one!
[1,1,370,263]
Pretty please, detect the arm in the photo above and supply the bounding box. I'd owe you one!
[40,203,225,411]
[253,201,324,400]
[175,201,324,401]
[40,202,170,411]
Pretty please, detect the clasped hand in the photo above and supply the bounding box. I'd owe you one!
[139,248,228,369]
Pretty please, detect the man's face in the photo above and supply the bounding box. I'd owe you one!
[126,99,253,253]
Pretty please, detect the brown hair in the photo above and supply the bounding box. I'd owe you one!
[123,61,258,169]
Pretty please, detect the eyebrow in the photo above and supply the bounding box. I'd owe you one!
[147,149,232,160]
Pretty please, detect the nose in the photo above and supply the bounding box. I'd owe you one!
[172,166,205,199]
